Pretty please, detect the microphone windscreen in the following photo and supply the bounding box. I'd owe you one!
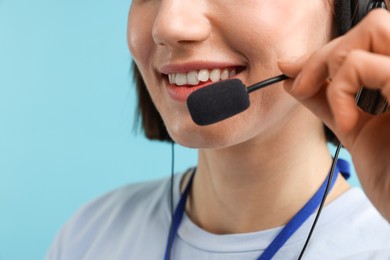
[187,79,250,126]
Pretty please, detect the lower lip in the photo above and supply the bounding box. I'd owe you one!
[166,81,215,102]
[165,76,240,102]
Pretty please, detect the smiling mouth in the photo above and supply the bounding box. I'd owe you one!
[166,66,245,87]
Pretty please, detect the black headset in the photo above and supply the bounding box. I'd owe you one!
[336,0,388,35]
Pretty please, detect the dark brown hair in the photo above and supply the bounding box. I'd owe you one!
[133,1,388,144]
[133,64,172,141]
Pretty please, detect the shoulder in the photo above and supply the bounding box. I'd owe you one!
[46,173,185,260]
[326,187,390,232]
[70,176,172,226]
[83,176,172,215]
[303,187,390,258]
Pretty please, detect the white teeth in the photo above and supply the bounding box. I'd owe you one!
[209,69,221,82]
[167,68,239,86]
[187,71,199,85]
[198,69,209,82]
[221,68,229,80]
[175,73,187,86]
[168,74,176,84]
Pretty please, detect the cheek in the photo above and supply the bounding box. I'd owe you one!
[127,4,156,66]
[273,2,334,52]
[220,1,333,65]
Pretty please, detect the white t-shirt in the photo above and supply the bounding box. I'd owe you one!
[46,172,390,260]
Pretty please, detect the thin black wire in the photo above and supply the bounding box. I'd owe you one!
[247,74,289,93]
[298,81,365,259]
[167,141,175,260]
[297,143,342,259]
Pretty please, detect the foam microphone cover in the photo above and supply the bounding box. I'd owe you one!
[187,79,250,126]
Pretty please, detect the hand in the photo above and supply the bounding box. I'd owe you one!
[278,9,390,222]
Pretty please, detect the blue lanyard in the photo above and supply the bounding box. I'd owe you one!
[164,159,350,260]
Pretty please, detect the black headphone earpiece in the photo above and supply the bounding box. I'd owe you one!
[335,0,388,35]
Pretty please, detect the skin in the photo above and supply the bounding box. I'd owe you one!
[127,0,362,234]
[279,9,390,222]
[128,0,334,149]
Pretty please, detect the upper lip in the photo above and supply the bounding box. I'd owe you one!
[159,61,246,75]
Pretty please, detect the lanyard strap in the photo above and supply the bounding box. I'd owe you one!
[164,159,350,260]
[259,158,349,259]
[164,169,195,260]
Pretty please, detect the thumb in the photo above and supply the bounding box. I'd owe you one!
[277,54,310,78]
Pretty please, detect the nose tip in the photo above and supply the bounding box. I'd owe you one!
[152,2,211,46]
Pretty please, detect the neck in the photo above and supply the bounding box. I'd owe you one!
[185,112,349,234]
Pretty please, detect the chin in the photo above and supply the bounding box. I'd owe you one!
[166,116,255,149]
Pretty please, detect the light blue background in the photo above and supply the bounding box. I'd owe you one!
[0,1,359,260]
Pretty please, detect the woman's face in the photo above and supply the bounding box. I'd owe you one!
[128,0,334,148]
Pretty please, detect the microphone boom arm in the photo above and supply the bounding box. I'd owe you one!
[247,74,289,93]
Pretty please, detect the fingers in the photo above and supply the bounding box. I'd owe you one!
[329,51,390,134]
[277,53,312,78]
[278,38,342,99]
[279,9,390,98]
[277,9,390,147]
